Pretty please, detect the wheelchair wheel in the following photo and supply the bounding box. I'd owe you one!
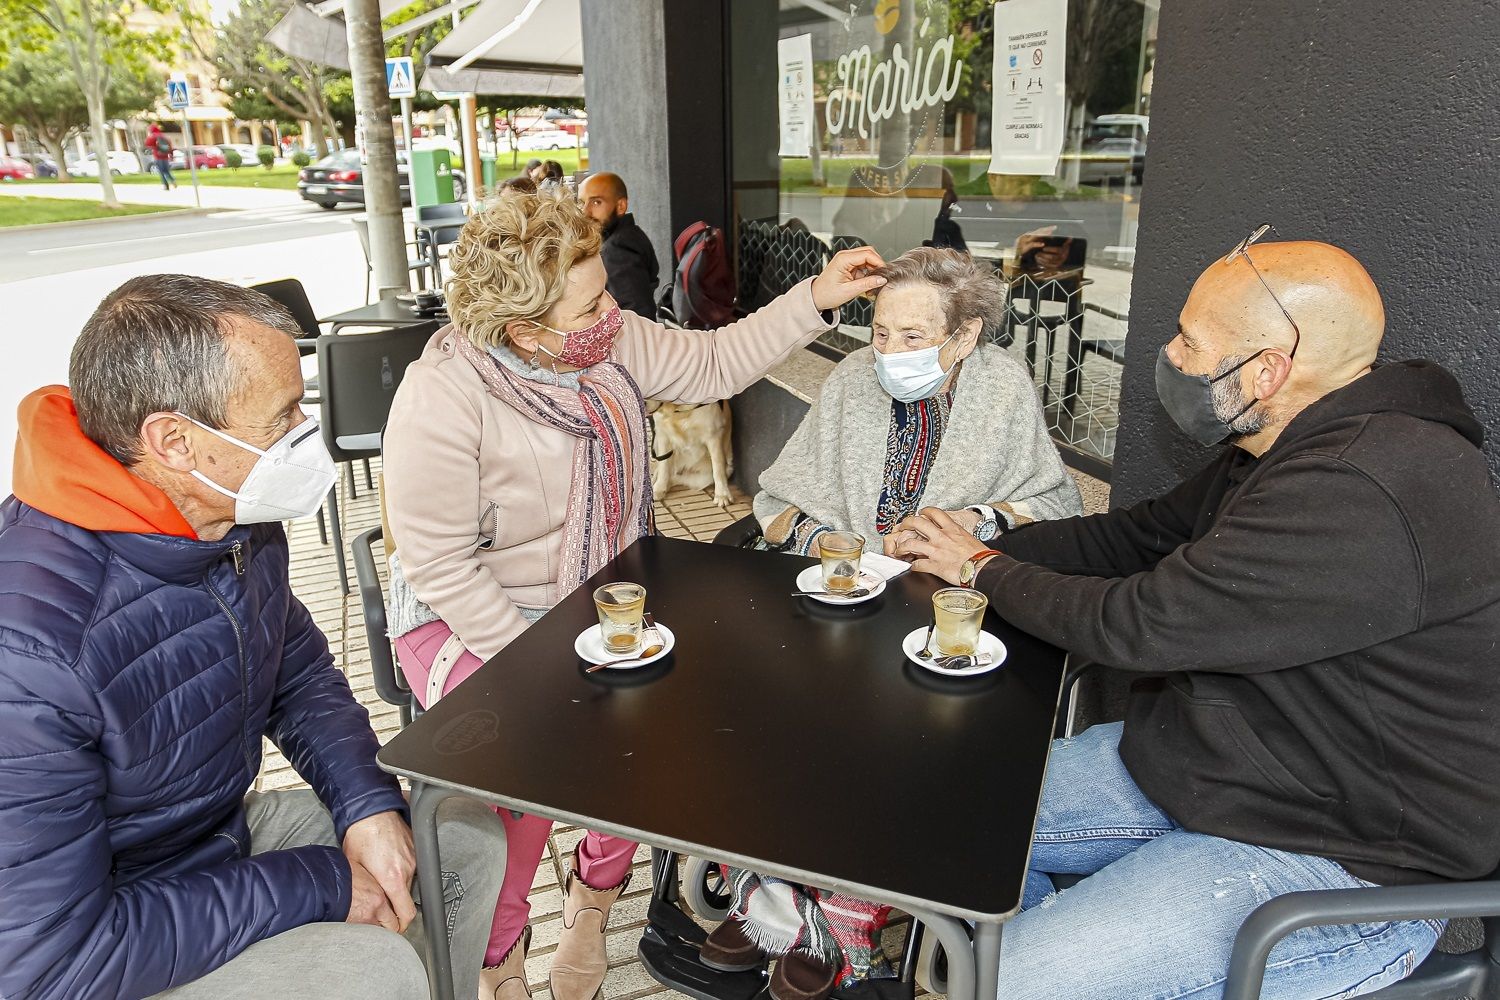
[682,856,733,922]
[914,930,948,995]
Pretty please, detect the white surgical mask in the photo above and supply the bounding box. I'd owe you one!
[873,333,957,403]
[179,413,336,524]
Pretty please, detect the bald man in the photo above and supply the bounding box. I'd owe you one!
[579,172,659,321]
[891,232,1500,998]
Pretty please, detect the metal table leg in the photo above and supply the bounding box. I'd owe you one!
[974,921,1004,1000]
[411,780,458,1000]
[906,906,977,1000]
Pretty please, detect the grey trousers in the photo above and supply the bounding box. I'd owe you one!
[150,789,504,1000]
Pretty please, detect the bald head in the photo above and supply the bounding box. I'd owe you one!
[579,173,628,229]
[1167,240,1386,453]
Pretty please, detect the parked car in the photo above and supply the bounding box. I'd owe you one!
[218,143,263,165]
[297,149,467,210]
[0,155,35,181]
[20,153,59,178]
[68,151,144,176]
[514,128,576,152]
[1078,114,1147,185]
[171,145,228,170]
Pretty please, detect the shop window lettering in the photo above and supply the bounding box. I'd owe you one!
[824,35,965,139]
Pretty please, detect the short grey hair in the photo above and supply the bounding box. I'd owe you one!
[873,246,1007,340]
[69,274,301,465]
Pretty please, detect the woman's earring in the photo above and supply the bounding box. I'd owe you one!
[529,352,542,370]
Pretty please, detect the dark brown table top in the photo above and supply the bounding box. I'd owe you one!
[378,535,1066,921]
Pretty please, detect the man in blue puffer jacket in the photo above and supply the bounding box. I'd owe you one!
[0,274,504,1000]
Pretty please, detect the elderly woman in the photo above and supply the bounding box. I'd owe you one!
[382,193,883,1000]
[755,245,1081,557]
[706,247,1082,1000]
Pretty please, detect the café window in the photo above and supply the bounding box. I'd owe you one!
[728,0,1159,468]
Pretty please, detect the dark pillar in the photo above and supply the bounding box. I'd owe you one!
[1113,1,1500,507]
[581,0,729,271]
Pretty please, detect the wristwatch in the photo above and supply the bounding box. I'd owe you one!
[959,548,1004,587]
[968,504,1001,542]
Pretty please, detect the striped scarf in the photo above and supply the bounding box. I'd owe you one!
[873,384,956,535]
[455,332,654,595]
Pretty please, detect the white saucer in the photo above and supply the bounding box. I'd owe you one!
[575,622,676,668]
[901,626,1007,677]
[794,565,887,605]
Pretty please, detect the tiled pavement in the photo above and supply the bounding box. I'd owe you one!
[265,458,753,1000]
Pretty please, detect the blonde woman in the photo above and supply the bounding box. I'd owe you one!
[382,194,883,1000]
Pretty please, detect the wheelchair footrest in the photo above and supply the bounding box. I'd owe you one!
[639,898,767,1000]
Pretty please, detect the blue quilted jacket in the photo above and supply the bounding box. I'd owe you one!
[0,498,408,1000]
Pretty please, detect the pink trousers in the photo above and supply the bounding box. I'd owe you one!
[395,618,638,965]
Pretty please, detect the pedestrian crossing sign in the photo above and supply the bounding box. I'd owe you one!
[385,57,416,99]
[166,78,189,110]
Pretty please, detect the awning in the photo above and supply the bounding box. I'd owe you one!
[266,1,354,70]
[421,0,582,97]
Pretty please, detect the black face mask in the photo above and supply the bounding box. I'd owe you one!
[1154,346,1267,446]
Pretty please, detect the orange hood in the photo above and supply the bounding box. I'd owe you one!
[12,386,197,539]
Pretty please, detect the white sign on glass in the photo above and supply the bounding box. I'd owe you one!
[777,33,818,157]
[988,0,1068,176]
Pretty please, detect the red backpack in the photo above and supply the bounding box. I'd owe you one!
[664,221,736,328]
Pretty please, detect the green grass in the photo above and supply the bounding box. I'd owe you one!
[15,145,591,192]
[117,164,303,190]
[0,196,178,228]
[777,154,1114,200]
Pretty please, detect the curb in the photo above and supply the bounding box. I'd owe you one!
[1,207,218,235]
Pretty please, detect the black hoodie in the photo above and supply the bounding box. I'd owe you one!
[979,361,1500,885]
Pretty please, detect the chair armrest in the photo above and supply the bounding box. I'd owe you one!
[350,526,411,708]
[1222,880,1500,1000]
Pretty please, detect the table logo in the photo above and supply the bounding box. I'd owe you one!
[433,709,500,755]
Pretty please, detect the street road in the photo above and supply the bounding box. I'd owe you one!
[0,195,374,495]
[1,202,360,283]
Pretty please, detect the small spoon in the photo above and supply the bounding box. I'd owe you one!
[933,652,993,671]
[792,587,872,599]
[916,617,936,659]
[587,614,664,672]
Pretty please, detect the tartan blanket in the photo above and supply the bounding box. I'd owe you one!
[726,867,894,985]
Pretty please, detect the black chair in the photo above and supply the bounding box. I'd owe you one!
[315,321,438,594]
[1224,877,1500,999]
[250,277,351,545]
[414,203,468,286]
[350,216,431,301]
[351,525,417,727]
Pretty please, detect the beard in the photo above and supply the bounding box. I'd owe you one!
[1211,355,1271,438]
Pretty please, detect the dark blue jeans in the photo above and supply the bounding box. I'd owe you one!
[993,722,1443,999]
[154,159,174,188]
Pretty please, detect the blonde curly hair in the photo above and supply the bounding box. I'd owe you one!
[444,192,602,349]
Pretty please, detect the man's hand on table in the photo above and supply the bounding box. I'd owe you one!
[811,246,888,312]
[888,507,1001,586]
[343,810,417,932]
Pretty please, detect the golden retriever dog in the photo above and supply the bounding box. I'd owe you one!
[648,399,736,508]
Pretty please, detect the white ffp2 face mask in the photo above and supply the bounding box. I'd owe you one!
[873,333,957,403]
[179,413,337,524]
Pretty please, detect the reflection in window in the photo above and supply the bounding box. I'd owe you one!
[729,0,1159,466]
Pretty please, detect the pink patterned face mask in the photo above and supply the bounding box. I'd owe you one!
[534,304,623,369]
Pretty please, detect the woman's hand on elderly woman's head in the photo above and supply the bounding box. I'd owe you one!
[811,246,888,313]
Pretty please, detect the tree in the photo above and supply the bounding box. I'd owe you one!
[0,33,157,181]
[0,0,178,207]
[212,0,340,158]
